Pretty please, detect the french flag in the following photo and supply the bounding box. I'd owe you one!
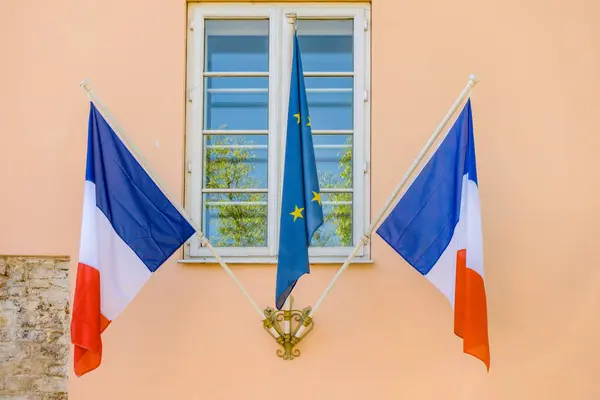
[71,103,196,377]
[376,99,490,369]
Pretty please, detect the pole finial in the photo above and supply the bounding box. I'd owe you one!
[79,78,91,92]
[468,74,480,86]
[286,13,298,31]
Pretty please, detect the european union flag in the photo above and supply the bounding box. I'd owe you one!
[275,32,324,310]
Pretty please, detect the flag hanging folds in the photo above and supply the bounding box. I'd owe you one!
[71,103,196,377]
[275,32,324,310]
[376,100,490,369]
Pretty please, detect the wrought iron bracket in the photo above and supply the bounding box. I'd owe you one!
[262,296,314,360]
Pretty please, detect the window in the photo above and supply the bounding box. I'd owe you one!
[185,3,371,263]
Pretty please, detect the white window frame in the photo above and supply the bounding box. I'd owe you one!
[184,2,371,264]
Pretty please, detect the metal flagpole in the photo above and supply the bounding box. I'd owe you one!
[294,74,481,339]
[78,79,271,326]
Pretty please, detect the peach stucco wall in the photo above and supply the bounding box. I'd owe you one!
[2,0,600,399]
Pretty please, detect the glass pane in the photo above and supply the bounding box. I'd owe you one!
[205,134,267,146]
[311,193,353,247]
[204,77,268,130]
[205,20,269,72]
[203,193,268,247]
[305,77,353,130]
[204,135,268,189]
[297,20,353,72]
[313,135,352,189]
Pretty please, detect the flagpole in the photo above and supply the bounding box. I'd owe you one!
[294,74,481,339]
[78,79,268,324]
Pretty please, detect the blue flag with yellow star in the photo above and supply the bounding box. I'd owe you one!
[275,32,324,310]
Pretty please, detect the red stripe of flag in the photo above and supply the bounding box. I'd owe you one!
[71,262,111,377]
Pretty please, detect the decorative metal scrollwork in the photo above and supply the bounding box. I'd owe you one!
[262,296,314,360]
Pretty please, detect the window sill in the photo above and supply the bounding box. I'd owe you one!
[177,257,373,265]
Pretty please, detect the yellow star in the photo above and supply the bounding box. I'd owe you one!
[290,205,304,222]
[293,113,301,124]
[311,191,322,205]
[306,116,311,127]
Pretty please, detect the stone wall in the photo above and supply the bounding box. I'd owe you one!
[0,256,70,400]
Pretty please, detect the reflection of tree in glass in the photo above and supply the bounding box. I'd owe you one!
[205,135,353,248]
[205,135,267,247]
[312,137,353,247]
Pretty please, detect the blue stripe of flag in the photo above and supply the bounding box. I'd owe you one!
[376,100,474,275]
[86,103,196,272]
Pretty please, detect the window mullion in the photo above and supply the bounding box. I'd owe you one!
[362,5,371,261]
[352,7,368,257]
[187,8,207,257]
[268,7,281,256]
[273,9,294,256]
